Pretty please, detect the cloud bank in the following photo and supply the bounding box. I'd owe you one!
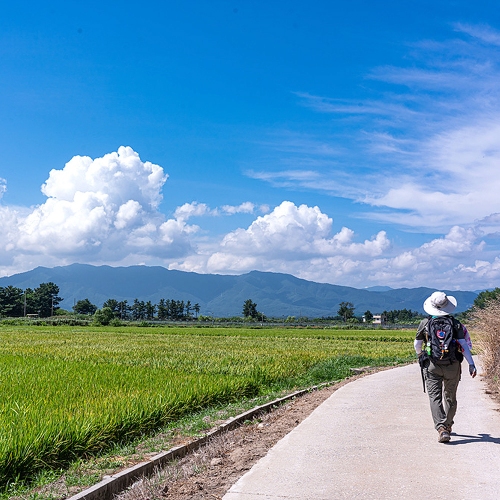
[169,201,497,290]
[0,141,499,290]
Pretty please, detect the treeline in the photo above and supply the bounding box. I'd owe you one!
[381,308,423,324]
[342,301,424,324]
[0,283,62,318]
[0,282,202,321]
[75,298,201,321]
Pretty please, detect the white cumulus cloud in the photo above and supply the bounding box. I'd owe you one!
[0,147,198,268]
[174,202,216,221]
[171,201,392,282]
[174,201,263,220]
[216,202,390,260]
[221,202,255,215]
[169,201,500,290]
[42,146,166,208]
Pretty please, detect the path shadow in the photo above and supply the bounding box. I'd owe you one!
[447,433,500,445]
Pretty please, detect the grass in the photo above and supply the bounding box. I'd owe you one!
[469,301,500,395]
[0,325,415,493]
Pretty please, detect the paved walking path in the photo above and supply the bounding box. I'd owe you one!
[224,359,500,499]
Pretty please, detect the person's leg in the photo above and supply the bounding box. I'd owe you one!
[442,361,461,430]
[425,362,447,430]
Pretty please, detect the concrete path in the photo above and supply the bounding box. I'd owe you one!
[224,360,500,500]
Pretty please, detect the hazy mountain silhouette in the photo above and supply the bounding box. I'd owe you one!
[0,264,477,317]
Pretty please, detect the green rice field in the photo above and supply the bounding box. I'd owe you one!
[0,325,415,487]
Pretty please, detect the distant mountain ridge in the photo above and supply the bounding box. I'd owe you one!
[364,286,394,292]
[0,264,478,318]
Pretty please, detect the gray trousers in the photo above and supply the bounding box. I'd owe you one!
[424,360,461,430]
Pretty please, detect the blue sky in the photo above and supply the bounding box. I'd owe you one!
[1,1,500,290]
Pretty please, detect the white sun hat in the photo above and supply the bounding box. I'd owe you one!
[423,291,457,316]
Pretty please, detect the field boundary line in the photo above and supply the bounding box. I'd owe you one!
[68,380,339,500]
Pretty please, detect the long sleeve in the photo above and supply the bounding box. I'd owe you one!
[457,338,474,365]
[414,339,423,355]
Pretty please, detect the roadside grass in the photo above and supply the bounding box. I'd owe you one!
[470,301,500,396]
[5,389,316,500]
[0,325,415,497]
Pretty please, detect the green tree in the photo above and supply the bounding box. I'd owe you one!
[185,300,192,318]
[93,307,114,326]
[193,303,200,318]
[472,288,500,309]
[24,288,37,315]
[103,299,121,317]
[178,300,185,319]
[34,282,62,317]
[0,286,24,317]
[364,310,374,323]
[164,299,172,319]
[145,301,156,320]
[103,298,118,310]
[337,301,355,322]
[117,300,130,319]
[169,300,185,320]
[382,310,391,322]
[242,299,258,319]
[131,299,146,320]
[157,298,167,320]
[73,298,98,315]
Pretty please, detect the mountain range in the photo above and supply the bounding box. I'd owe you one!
[0,264,478,318]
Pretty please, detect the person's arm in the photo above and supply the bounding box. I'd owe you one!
[414,318,427,356]
[414,339,423,355]
[457,338,477,377]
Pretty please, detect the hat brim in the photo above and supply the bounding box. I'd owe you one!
[423,295,457,316]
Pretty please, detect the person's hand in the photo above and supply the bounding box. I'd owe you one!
[418,352,430,369]
[469,364,477,378]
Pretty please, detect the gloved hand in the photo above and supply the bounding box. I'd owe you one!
[469,364,477,378]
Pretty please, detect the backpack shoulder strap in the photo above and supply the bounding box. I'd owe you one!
[424,316,431,343]
[450,316,463,338]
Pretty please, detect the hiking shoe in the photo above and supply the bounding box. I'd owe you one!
[446,425,453,434]
[438,427,451,443]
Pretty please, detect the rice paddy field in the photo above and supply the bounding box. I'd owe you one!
[0,325,415,487]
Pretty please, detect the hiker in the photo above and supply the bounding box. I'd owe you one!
[414,291,477,443]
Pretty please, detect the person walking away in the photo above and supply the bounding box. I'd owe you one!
[414,291,477,443]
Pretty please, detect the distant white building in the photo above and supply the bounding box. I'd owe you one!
[362,313,386,324]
